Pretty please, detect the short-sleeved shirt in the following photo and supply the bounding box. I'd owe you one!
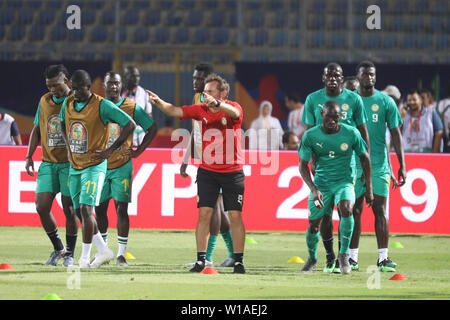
[180,100,243,173]
[299,124,368,189]
[358,90,403,170]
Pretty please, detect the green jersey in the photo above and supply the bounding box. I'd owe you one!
[357,89,403,170]
[299,124,368,189]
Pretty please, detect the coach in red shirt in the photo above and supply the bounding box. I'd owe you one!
[147,74,246,274]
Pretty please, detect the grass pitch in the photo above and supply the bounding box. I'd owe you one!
[0,226,449,300]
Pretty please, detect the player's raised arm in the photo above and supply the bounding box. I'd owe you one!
[146,90,184,118]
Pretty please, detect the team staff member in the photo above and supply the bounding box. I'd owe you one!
[60,70,136,268]
[147,74,246,274]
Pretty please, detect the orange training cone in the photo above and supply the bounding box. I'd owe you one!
[389,273,408,280]
[0,263,15,270]
[200,267,219,275]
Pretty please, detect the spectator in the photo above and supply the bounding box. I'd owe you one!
[282,131,300,151]
[249,100,283,150]
[420,88,436,109]
[343,76,360,92]
[122,65,153,147]
[382,85,404,149]
[157,118,174,136]
[402,89,443,153]
[0,112,22,145]
[285,93,306,138]
[436,83,450,152]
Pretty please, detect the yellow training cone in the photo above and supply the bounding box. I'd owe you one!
[288,256,305,263]
[125,252,136,260]
[245,237,257,244]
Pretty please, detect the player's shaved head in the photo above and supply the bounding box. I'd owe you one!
[324,62,343,73]
[321,100,341,133]
[71,70,91,86]
[323,100,341,113]
[356,60,376,73]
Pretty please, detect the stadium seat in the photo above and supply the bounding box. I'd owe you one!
[134,1,150,9]
[417,35,432,49]
[193,28,210,45]
[246,1,262,10]
[133,27,149,43]
[102,9,115,25]
[17,8,33,25]
[309,31,325,48]
[29,24,46,41]
[435,0,449,14]
[402,33,416,48]
[383,34,398,48]
[227,13,238,28]
[333,0,348,14]
[268,0,284,10]
[366,34,382,48]
[39,9,56,25]
[253,29,269,46]
[166,11,183,26]
[308,14,325,30]
[46,1,62,9]
[81,44,97,60]
[20,42,36,60]
[0,26,5,41]
[394,0,409,13]
[352,33,362,48]
[88,0,105,9]
[391,16,405,31]
[329,32,346,48]
[436,35,449,50]
[7,0,23,8]
[68,28,85,42]
[273,11,287,28]
[122,52,135,62]
[331,15,346,30]
[82,10,97,25]
[226,0,237,10]
[188,10,203,27]
[119,0,129,9]
[290,31,301,47]
[249,11,265,28]
[0,9,16,25]
[352,0,367,14]
[8,25,26,41]
[50,26,67,41]
[141,53,157,62]
[120,28,127,42]
[209,11,225,27]
[91,25,108,42]
[212,28,229,45]
[271,29,288,47]
[290,0,300,10]
[61,43,79,60]
[414,0,429,13]
[144,10,161,26]
[154,27,170,44]
[352,15,366,30]
[203,0,218,9]
[174,28,190,43]
[181,0,196,10]
[160,0,174,10]
[123,9,140,25]
[408,15,424,32]
[429,16,443,33]
[215,53,232,64]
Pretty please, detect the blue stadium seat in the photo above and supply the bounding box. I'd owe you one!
[141,53,157,62]
[29,25,46,41]
[329,32,346,48]
[429,16,443,32]
[308,14,325,30]
[160,0,174,10]
[167,12,183,26]
[403,33,416,48]
[394,0,409,13]
[203,0,218,9]
[123,9,140,25]
[312,0,326,12]
[272,29,288,47]
[246,1,262,10]
[181,0,196,9]
[383,34,398,48]
[253,29,269,46]
[249,12,265,28]
[0,9,16,25]
[290,31,301,47]
[268,0,284,10]
[119,1,129,9]
[215,53,232,64]
[17,8,34,25]
[417,35,432,49]
[40,42,57,56]
[212,28,229,45]
[50,26,67,41]
[8,25,26,41]
[188,10,203,27]
[88,0,105,9]
[435,0,449,14]
[436,35,449,50]
[61,43,79,60]
[135,1,150,9]
[352,0,367,13]
[414,0,429,13]
[331,15,346,30]
[193,28,210,45]
[366,34,382,48]
[133,27,149,43]
[310,31,325,47]
[228,14,237,27]
[333,0,348,14]
[120,28,127,42]
[144,10,161,26]
[352,33,362,48]
[226,0,237,10]
[68,28,85,42]
[273,11,287,28]
[91,25,108,42]
[27,0,42,9]
[210,11,225,27]
[408,15,424,32]
[391,16,405,31]
[39,9,56,25]
[102,9,115,25]
[47,1,62,9]
[174,28,190,43]
[290,0,300,10]
[20,42,36,60]
[81,45,96,60]
[7,0,23,8]
[0,26,5,41]
[154,27,170,44]
[82,10,97,25]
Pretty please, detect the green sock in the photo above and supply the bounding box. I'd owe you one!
[339,216,355,254]
[206,235,218,262]
[221,230,234,258]
[306,229,320,260]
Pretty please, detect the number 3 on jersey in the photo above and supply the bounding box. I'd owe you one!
[329,151,335,158]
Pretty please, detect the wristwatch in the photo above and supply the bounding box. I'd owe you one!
[215,99,221,108]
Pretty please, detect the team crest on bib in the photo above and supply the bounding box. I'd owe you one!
[340,143,349,151]
[221,117,227,126]
[46,114,65,147]
[371,104,379,112]
[341,104,349,111]
[68,121,88,154]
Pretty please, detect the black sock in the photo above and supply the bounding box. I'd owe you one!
[46,229,64,251]
[322,237,335,260]
[234,252,244,264]
[197,252,206,263]
[65,234,77,257]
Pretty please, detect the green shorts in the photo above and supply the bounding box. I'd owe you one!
[69,161,107,209]
[36,161,71,197]
[99,160,133,204]
[307,182,355,221]
[355,166,390,199]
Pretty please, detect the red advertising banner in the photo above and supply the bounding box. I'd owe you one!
[1,146,449,234]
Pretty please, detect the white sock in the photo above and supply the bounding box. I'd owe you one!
[101,232,108,245]
[81,243,92,261]
[378,248,388,263]
[92,231,108,253]
[117,236,128,257]
[349,248,359,262]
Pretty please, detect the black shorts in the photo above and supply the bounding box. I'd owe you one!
[196,168,245,211]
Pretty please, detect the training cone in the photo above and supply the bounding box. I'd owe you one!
[42,293,62,300]
[0,263,15,270]
[125,252,136,260]
[245,237,257,244]
[288,256,305,263]
[390,242,404,248]
[200,267,219,275]
[389,273,408,281]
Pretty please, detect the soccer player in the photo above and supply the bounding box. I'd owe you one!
[182,63,234,268]
[25,64,79,267]
[351,61,407,272]
[343,76,360,92]
[301,62,370,273]
[147,74,246,274]
[299,101,373,274]
[95,71,157,266]
[60,70,136,268]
